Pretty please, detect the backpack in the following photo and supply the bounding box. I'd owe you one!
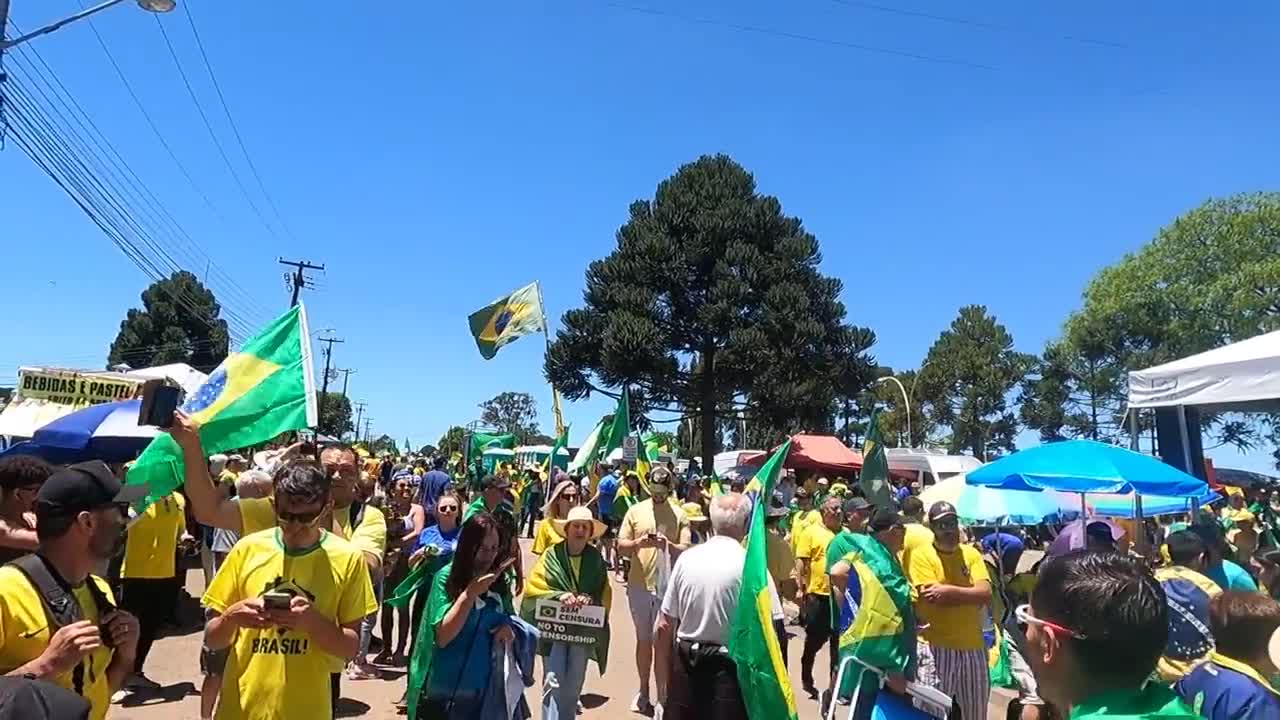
[6,555,114,697]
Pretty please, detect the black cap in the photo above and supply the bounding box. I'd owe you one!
[843,497,871,514]
[36,461,146,516]
[767,493,789,518]
[869,508,904,534]
[1086,521,1116,544]
[482,474,511,491]
[927,501,958,522]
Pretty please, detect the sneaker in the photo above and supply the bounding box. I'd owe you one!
[125,673,161,691]
[345,663,379,680]
[371,651,393,666]
[630,693,654,716]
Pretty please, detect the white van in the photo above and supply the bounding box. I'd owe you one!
[885,448,982,488]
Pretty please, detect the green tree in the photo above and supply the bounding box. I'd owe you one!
[917,305,1033,459]
[107,270,231,373]
[437,426,466,457]
[367,434,398,456]
[546,155,869,473]
[478,392,541,443]
[1064,192,1280,456]
[417,444,438,456]
[316,392,353,438]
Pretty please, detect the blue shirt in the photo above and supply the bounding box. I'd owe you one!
[1204,559,1259,592]
[418,469,452,510]
[415,525,460,556]
[426,589,507,696]
[1176,654,1280,720]
[595,474,619,517]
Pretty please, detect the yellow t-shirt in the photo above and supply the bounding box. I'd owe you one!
[908,543,990,651]
[902,523,934,556]
[219,470,240,485]
[532,519,563,555]
[240,497,386,558]
[203,528,378,720]
[122,492,186,579]
[618,499,691,593]
[765,529,796,587]
[790,509,821,554]
[0,567,116,720]
[798,524,836,596]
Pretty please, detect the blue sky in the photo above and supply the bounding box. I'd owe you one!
[2,1,1277,470]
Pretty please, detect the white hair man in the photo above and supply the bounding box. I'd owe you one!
[655,493,783,720]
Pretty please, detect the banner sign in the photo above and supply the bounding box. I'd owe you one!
[534,598,606,647]
[17,368,144,407]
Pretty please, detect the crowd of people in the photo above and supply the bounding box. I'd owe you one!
[2,419,1280,720]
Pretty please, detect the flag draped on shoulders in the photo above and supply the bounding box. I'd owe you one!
[728,440,798,720]
[467,282,545,360]
[833,532,915,698]
[126,305,317,507]
[520,542,611,671]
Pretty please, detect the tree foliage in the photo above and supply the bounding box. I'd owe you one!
[366,434,398,456]
[316,392,353,438]
[437,426,466,457]
[546,154,873,472]
[916,305,1033,459]
[478,392,541,443]
[107,271,231,373]
[417,444,438,456]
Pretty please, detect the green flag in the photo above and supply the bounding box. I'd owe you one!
[859,408,892,507]
[602,387,630,459]
[544,425,570,471]
[728,440,798,720]
[467,282,545,360]
[468,431,515,460]
[568,417,608,473]
[126,305,318,506]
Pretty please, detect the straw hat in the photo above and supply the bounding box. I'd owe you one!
[682,502,708,523]
[553,506,607,540]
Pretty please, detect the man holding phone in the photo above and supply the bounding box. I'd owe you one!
[617,467,691,716]
[203,460,377,719]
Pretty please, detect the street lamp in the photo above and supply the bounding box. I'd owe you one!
[0,0,174,51]
[875,376,912,448]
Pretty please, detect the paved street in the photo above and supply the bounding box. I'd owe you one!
[110,538,1014,719]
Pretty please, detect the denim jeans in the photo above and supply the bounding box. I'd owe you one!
[541,642,590,720]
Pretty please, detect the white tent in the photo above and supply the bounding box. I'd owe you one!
[1128,329,1280,410]
[125,363,209,396]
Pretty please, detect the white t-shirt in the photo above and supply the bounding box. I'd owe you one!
[660,535,783,645]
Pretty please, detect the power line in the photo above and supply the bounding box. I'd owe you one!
[151,14,282,242]
[5,30,269,333]
[606,1,999,71]
[825,0,1129,50]
[180,0,297,243]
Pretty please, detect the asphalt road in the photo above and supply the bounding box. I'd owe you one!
[109,538,1015,719]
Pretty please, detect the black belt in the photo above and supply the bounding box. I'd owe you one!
[676,638,730,659]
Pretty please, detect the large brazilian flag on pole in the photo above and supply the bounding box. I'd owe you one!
[728,439,798,720]
[467,282,545,360]
[126,305,318,507]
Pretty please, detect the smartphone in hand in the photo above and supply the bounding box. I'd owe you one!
[137,380,182,428]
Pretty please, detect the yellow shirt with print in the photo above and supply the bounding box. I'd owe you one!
[239,497,386,558]
[122,492,186,579]
[203,528,378,720]
[532,519,563,555]
[908,543,990,651]
[797,524,835,596]
[0,567,116,720]
[790,509,821,555]
[618,498,691,593]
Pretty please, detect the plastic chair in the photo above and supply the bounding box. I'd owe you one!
[826,655,954,720]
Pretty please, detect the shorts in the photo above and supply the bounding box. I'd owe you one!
[627,585,660,643]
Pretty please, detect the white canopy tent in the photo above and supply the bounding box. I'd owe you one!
[1128,328,1280,411]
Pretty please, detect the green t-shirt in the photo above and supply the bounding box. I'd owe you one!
[462,496,514,523]
[1068,685,1199,720]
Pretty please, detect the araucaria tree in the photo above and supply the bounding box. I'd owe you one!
[545,154,874,472]
[108,270,231,373]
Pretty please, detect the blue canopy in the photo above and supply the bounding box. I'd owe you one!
[0,399,155,464]
[1079,489,1221,518]
[966,439,1207,497]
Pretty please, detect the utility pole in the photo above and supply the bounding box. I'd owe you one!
[278,258,324,307]
[352,400,367,443]
[316,336,344,434]
[338,368,356,399]
[363,417,374,444]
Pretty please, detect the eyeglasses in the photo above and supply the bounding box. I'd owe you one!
[277,507,324,525]
[1015,603,1086,640]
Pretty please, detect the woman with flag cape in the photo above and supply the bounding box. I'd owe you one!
[521,506,612,720]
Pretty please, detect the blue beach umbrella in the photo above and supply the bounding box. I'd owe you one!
[966,439,1207,497]
[0,399,155,464]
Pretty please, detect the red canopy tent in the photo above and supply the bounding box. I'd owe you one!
[745,433,863,474]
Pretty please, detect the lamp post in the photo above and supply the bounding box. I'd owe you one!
[1,0,174,51]
[876,376,911,448]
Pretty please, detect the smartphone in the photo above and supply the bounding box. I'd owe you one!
[137,380,182,429]
[262,591,292,610]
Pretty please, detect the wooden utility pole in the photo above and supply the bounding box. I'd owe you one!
[278,258,324,307]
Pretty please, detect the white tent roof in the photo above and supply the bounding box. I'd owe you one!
[1128,329,1280,409]
[125,363,209,395]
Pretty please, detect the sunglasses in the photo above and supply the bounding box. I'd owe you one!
[277,508,324,525]
[437,505,458,514]
[1015,603,1087,640]
[931,517,960,529]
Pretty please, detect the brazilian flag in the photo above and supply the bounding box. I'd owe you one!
[467,282,546,359]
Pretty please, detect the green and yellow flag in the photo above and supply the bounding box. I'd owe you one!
[602,387,630,459]
[544,425,570,472]
[832,532,915,699]
[728,440,797,720]
[467,281,546,360]
[859,408,891,507]
[126,305,318,506]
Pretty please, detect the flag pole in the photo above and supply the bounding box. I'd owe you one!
[535,281,566,437]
